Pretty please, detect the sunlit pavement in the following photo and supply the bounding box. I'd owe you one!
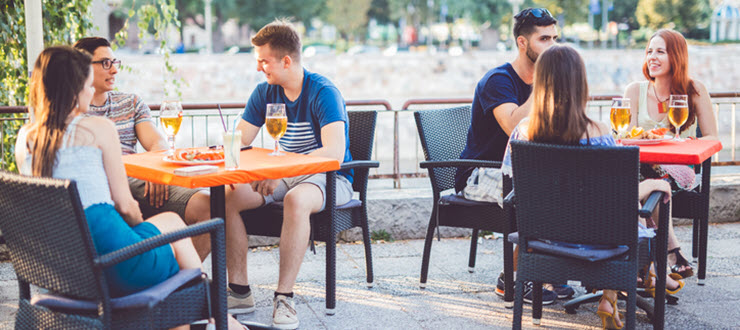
[1,222,739,329]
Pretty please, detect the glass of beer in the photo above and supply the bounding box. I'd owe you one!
[610,98,631,145]
[266,103,287,156]
[668,95,689,141]
[160,100,183,156]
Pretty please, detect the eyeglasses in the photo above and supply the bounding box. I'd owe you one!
[515,8,553,20]
[91,58,121,70]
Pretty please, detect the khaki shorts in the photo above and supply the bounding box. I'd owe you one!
[263,173,353,211]
[128,177,201,219]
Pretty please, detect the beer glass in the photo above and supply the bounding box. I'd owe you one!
[266,103,287,156]
[160,100,183,156]
[610,98,631,145]
[668,95,689,141]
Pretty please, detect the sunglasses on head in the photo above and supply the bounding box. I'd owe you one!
[516,8,553,20]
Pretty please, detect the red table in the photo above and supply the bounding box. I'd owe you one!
[638,139,722,287]
[638,139,722,165]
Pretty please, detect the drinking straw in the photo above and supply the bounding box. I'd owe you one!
[217,104,227,132]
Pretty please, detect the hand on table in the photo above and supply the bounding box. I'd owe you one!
[144,181,170,208]
[250,179,280,196]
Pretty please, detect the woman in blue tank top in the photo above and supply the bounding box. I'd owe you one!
[16,46,245,329]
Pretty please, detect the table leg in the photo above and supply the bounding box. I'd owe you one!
[210,185,225,220]
[698,159,711,285]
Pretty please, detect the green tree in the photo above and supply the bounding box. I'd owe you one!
[636,0,711,35]
[368,0,392,25]
[236,0,325,32]
[533,0,588,27]
[0,0,93,171]
[446,0,512,27]
[326,0,373,41]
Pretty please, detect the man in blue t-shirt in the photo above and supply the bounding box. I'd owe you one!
[224,20,352,329]
[454,8,571,305]
[454,8,559,193]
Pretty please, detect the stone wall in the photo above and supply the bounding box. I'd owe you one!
[114,45,740,108]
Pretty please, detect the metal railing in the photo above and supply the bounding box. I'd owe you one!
[2,93,738,188]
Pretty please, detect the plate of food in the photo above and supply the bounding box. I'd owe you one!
[163,148,225,165]
[621,127,673,145]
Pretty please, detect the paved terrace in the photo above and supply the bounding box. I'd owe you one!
[0,170,738,328]
[1,222,739,329]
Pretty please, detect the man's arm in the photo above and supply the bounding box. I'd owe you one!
[236,118,261,146]
[493,93,533,136]
[307,121,346,162]
[135,121,168,151]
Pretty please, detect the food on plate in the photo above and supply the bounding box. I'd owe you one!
[173,148,224,162]
[627,127,669,140]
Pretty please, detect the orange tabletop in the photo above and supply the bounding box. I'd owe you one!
[123,147,341,189]
[638,139,722,165]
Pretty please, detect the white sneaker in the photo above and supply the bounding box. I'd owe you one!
[272,294,299,329]
[227,289,255,314]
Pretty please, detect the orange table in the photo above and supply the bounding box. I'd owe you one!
[638,139,722,285]
[123,147,340,220]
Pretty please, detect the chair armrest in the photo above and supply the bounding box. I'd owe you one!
[638,191,666,218]
[419,159,502,169]
[340,160,380,170]
[94,218,224,268]
[503,190,516,208]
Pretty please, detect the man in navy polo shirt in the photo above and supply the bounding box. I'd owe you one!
[454,8,573,305]
[224,20,352,329]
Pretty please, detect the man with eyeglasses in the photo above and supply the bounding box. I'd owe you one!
[453,8,571,305]
[73,37,213,261]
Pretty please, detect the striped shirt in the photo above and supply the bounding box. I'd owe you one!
[88,91,153,155]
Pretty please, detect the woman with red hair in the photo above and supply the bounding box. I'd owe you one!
[624,29,717,282]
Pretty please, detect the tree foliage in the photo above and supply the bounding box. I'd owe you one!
[0,0,93,171]
[532,0,588,26]
[326,0,373,40]
[636,0,711,34]
[235,0,325,32]
[446,0,512,28]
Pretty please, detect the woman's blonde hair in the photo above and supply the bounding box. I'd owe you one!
[528,44,593,144]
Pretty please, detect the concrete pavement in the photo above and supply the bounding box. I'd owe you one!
[1,222,740,329]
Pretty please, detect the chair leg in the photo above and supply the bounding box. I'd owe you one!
[698,216,708,285]
[532,282,542,325]
[625,286,637,330]
[692,218,699,262]
[513,279,525,330]
[564,291,602,314]
[419,216,437,289]
[503,238,515,308]
[468,229,478,273]
[326,233,337,315]
[360,213,374,288]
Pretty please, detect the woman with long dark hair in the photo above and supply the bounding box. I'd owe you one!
[15,46,244,329]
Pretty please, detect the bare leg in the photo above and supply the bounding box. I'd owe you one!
[224,184,264,286]
[183,190,213,261]
[276,183,323,293]
[652,206,692,273]
[147,212,201,269]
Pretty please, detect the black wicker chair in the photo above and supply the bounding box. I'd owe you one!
[672,127,711,284]
[240,110,379,315]
[507,141,670,329]
[413,105,515,305]
[0,171,229,329]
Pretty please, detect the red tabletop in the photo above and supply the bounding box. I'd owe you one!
[123,147,341,189]
[638,139,722,165]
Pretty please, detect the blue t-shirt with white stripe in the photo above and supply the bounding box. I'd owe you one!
[242,69,353,183]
